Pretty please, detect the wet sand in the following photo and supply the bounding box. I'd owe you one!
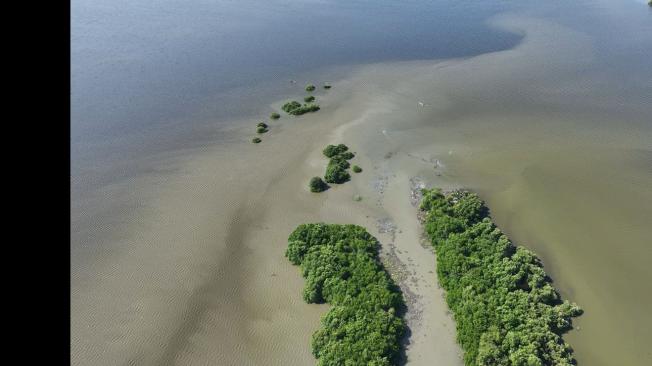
[71,12,651,366]
[70,55,467,364]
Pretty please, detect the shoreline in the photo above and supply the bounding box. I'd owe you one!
[71,11,652,365]
[70,17,540,366]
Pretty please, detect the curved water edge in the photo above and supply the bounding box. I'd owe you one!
[70,6,652,366]
[286,224,407,365]
[419,189,582,365]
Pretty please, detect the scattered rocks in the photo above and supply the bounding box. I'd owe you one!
[376,217,398,242]
[409,177,427,207]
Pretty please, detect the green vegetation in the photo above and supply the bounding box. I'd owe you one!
[270,112,280,120]
[323,83,332,89]
[321,144,355,184]
[252,137,261,143]
[420,188,583,366]
[282,101,301,113]
[305,84,316,92]
[352,165,362,173]
[304,95,316,103]
[257,122,268,128]
[282,100,321,116]
[309,177,329,193]
[257,126,268,134]
[322,144,350,158]
[324,158,351,184]
[286,223,405,366]
[337,151,355,160]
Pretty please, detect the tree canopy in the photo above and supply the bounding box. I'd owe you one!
[286,223,406,366]
[322,144,355,184]
[420,189,582,366]
[309,177,329,193]
[282,100,321,116]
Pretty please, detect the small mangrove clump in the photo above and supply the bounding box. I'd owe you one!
[286,224,405,365]
[352,165,362,173]
[257,122,268,128]
[322,144,350,158]
[252,137,261,143]
[270,112,280,120]
[282,100,320,116]
[305,84,316,92]
[324,159,351,184]
[282,101,301,112]
[257,126,268,134]
[323,83,331,89]
[322,144,355,184]
[304,95,315,103]
[309,177,328,193]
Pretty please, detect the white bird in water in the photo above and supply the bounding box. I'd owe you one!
[418,101,425,107]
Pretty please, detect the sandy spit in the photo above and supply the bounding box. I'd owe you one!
[72,14,584,366]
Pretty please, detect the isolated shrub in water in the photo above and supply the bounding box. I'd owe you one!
[282,100,320,116]
[257,122,268,128]
[323,144,349,158]
[309,177,328,192]
[304,95,316,103]
[352,165,362,173]
[282,101,302,113]
[305,84,316,92]
[252,137,261,143]
[270,112,280,120]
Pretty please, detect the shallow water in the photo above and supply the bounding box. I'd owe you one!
[71,0,652,365]
[71,0,518,186]
[353,6,652,363]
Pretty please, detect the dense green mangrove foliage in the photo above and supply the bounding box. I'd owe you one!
[282,100,321,116]
[306,84,316,92]
[286,223,406,366]
[323,144,350,158]
[352,165,362,173]
[257,126,268,133]
[322,144,355,184]
[304,95,316,103]
[270,112,280,120]
[420,189,583,366]
[309,177,329,192]
[325,159,351,184]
